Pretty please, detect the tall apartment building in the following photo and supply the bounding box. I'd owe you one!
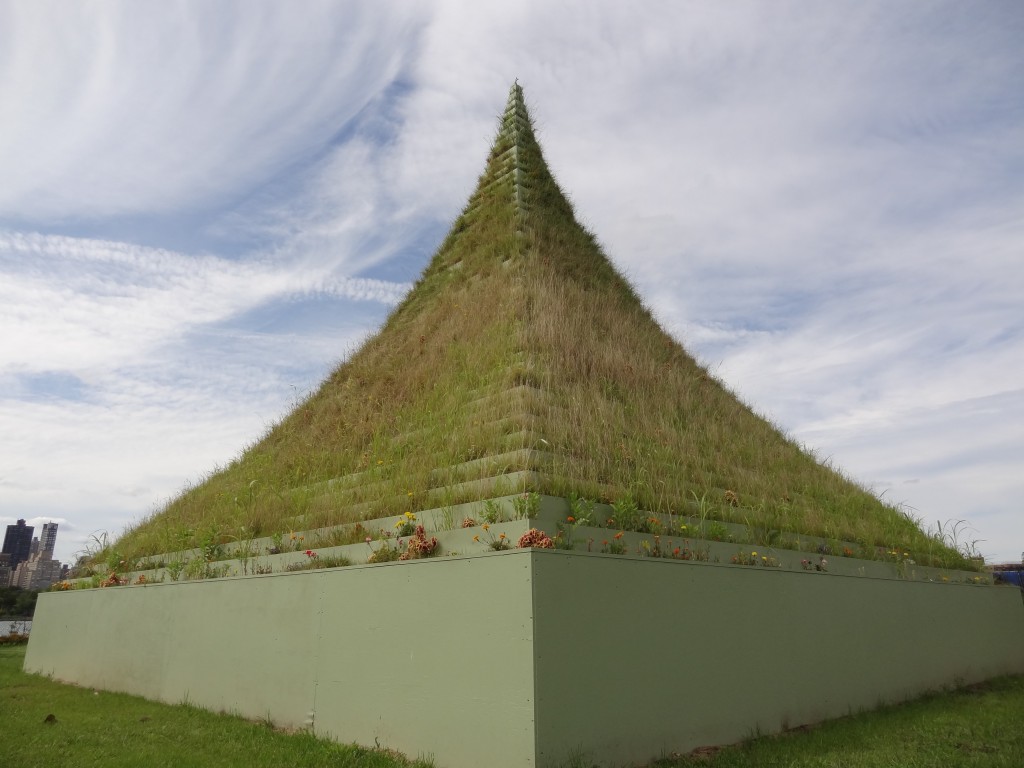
[40,522,58,556]
[2,520,34,571]
[0,553,11,588]
[12,556,63,590]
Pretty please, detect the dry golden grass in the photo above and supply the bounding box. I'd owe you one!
[99,85,976,573]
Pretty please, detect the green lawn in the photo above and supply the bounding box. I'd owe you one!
[0,646,432,768]
[3,644,1023,768]
[655,675,1024,768]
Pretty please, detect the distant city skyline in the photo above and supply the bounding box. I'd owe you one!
[1,519,64,590]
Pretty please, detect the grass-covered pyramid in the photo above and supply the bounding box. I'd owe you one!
[92,83,978,579]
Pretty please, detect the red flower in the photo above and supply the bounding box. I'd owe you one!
[517,528,554,549]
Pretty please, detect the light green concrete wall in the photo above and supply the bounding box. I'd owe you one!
[26,554,537,768]
[25,550,1024,768]
[530,551,1024,768]
[309,555,536,766]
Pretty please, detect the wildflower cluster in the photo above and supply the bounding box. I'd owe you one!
[600,531,627,555]
[553,516,580,550]
[366,533,401,563]
[473,523,510,550]
[640,537,711,561]
[399,525,439,560]
[802,557,828,572]
[731,550,780,567]
[394,511,417,537]
[883,548,915,565]
[639,537,663,558]
[517,528,554,549]
[668,542,710,561]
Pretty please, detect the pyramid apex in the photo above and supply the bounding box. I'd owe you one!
[500,81,531,147]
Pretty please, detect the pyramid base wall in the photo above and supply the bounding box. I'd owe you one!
[531,553,1024,766]
[25,551,1024,767]
[24,554,538,768]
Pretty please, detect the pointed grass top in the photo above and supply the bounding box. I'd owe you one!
[95,84,982,576]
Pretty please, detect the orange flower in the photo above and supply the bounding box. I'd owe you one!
[614,531,624,540]
[566,516,575,523]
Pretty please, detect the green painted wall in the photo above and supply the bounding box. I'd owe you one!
[530,552,1024,767]
[26,554,537,768]
[25,551,1024,767]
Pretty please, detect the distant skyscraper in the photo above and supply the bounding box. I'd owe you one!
[2,520,34,571]
[41,522,58,556]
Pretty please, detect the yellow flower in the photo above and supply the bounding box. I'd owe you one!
[752,551,758,556]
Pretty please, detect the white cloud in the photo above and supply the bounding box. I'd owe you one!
[0,229,404,562]
[0,230,408,372]
[2,0,1022,567]
[0,0,426,221]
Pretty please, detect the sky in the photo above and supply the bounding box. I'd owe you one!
[1,1,1022,567]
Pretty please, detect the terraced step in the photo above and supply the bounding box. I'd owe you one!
[70,495,989,590]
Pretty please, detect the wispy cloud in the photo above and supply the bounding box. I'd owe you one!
[0,230,408,374]
[0,228,406,561]
[1,1,1021,565]
[0,1,426,222]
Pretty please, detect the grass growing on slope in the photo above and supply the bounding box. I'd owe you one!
[93,84,979,575]
[0,646,432,768]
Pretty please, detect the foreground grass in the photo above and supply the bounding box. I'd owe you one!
[4,643,1022,768]
[656,675,1024,768]
[0,646,432,768]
